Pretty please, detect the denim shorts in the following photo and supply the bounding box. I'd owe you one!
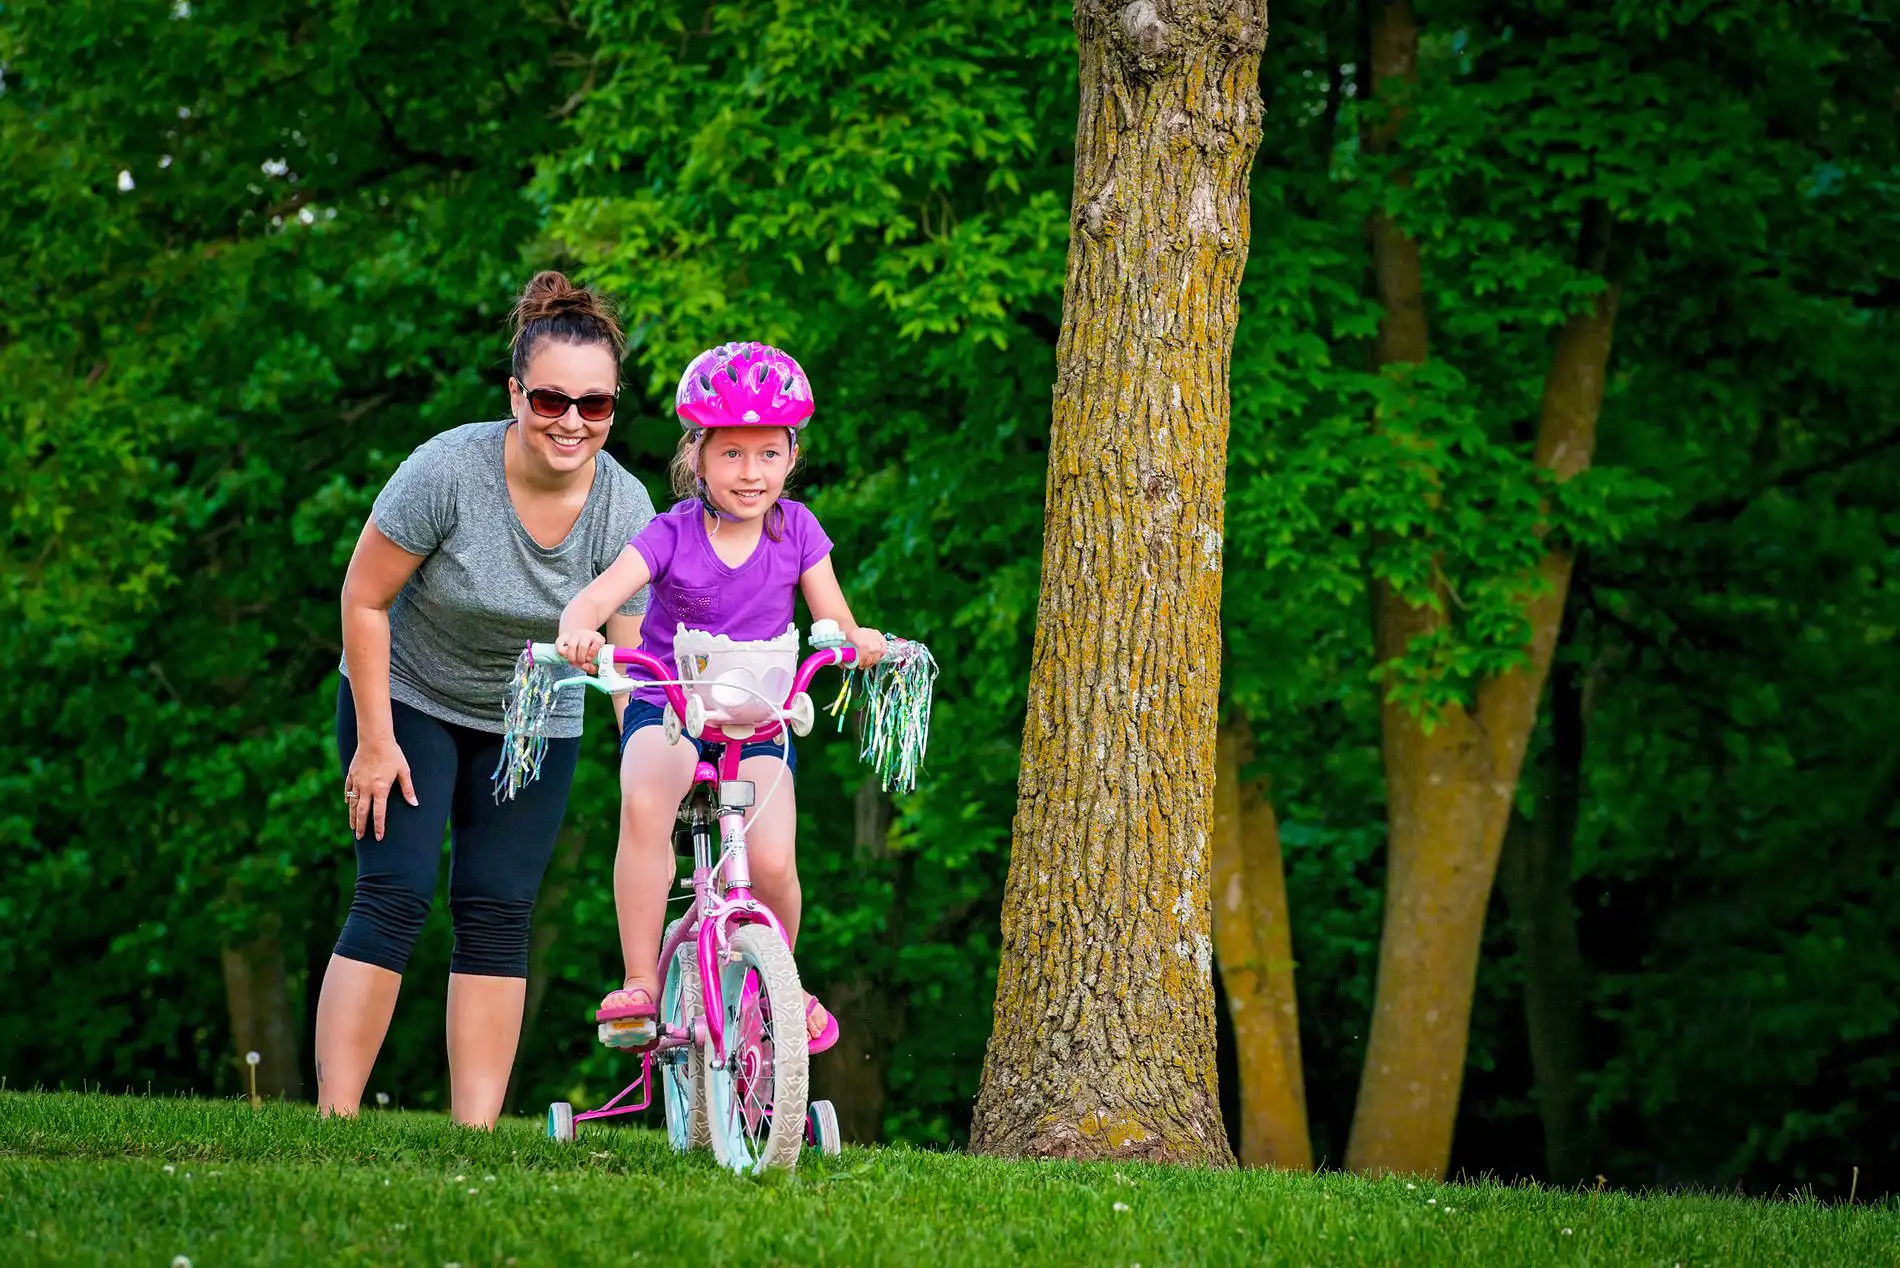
[618,696,798,774]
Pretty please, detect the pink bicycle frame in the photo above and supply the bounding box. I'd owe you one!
[573,642,855,1126]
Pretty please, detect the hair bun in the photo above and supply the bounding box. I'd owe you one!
[508,270,627,383]
[514,270,594,324]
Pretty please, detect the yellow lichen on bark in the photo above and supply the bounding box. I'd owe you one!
[1212,715,1312,1169]
[969,0,1269,1164]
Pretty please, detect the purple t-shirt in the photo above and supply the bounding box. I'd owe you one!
[627,499,833,703]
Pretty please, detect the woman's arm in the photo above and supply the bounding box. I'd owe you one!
[556,544,653,669]
[800,556,885,667]
[341,518,428,839]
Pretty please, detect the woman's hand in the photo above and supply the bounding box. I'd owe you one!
[849,625,887,669]
[556,627,605,672]
[346,734,418,841]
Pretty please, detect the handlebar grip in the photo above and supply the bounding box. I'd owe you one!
[528,642,563,666]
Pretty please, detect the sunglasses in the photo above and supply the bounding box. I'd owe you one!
[523,386,617,423]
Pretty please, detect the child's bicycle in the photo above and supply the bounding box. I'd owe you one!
[503,621,935,1173]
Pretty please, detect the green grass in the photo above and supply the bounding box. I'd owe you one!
[0,1093,1891,1266]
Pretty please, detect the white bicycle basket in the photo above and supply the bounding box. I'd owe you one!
[673,624,800,730]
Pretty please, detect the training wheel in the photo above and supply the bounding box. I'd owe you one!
[787,692,815,738]
[547,1101,575,1143]
[806,1100,842,1157]
[684,695,707,739]
[663,703,682,746]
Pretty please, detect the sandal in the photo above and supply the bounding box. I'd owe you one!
[806,995,839,1055]
[596,984,658,1051]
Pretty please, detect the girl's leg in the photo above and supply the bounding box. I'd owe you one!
[737,752,832,1043]
[316,680,457,1116]
[612,725,699,1006]
[442,731,580,1129]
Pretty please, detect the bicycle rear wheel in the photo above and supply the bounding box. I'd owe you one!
[658,917,708,1152]
[704,924,809,1172]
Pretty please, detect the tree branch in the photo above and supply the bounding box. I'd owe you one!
[1687,423,1900,524]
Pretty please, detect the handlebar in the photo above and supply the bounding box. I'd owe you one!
[524,640,858,726]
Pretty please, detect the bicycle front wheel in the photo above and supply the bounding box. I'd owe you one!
[658,917,708,1152]
[704,924,809,1173]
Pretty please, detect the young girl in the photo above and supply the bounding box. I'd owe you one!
[555,342,884,1052]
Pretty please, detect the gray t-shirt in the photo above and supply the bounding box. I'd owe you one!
[341,420,654,738]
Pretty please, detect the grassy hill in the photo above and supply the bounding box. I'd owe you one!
[0,1092,1891,1266]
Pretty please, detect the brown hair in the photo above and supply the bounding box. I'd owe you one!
[670,428,802,541]
[508,270,625,385]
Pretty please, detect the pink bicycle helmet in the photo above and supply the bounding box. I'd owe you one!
[675,341,814,432]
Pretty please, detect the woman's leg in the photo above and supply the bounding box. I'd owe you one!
[441,731,580,1129]
[316,680,457,1116]
[612,722,699,1006]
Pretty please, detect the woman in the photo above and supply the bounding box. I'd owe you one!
[317,271,652,1127]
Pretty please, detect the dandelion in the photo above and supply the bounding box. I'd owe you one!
[246,1051,260,1066]
[467,1187,478,1195]
[376,1092,390,1107]
[1562,1228,1573,1236]
[455,1175,466,1182]
[162,1164,175,1175]
[172,1257,191,1268]
[1113,1202,1130,1213]
[483,1174,497,1182]
[383,1179,391,1187]
[1405,1182,1416,1190]
[1427,1198,1437,1206]
[118,171,136,192]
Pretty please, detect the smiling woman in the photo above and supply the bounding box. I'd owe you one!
[316,271,655,1129]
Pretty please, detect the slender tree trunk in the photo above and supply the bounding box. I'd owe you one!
[221,910,303,1100]
[1211,713,1312,1168]
[970,0,1268,1164]
[1345,0,1622,1178]
[1497,610,1592,1183]
[811,772,902,1143]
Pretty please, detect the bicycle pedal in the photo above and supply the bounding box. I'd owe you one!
[597,1018,657,1050]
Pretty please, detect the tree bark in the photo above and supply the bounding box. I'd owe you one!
[970,0,1267,1165]
[1211,714,1312,1168]
[1345,0,1621,1179]
[220,911,303,1101]
[1496,609,1592,1184]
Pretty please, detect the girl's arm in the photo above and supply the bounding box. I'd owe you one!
[799,556,886,668]
[556,544,652,670]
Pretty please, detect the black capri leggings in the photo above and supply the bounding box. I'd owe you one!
[333,677,578,979]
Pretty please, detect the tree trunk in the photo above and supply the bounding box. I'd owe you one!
[970,0,1267,1165]
[1496,613,1592,1184]
[1211,714,1312,1168]
[221,910,303,1101]
[1345,0,1621,1179]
